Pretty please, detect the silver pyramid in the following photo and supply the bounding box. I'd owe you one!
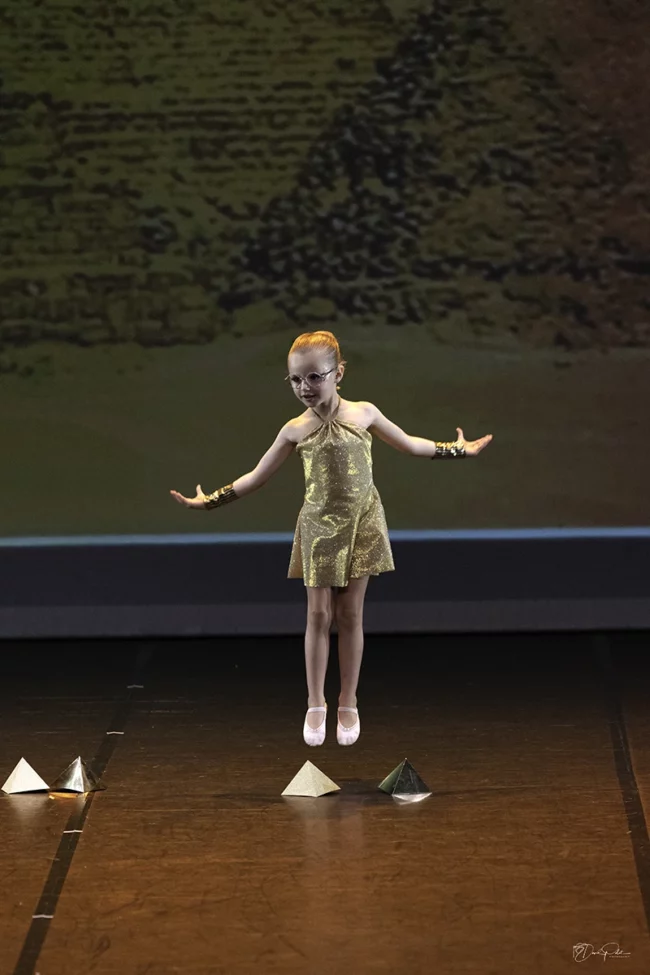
[378,758,431,803]
[50,757,104,794]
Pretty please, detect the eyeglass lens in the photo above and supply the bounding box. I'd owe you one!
[289,372,326,387]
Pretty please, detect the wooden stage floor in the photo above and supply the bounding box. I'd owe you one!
[1,631,649,975]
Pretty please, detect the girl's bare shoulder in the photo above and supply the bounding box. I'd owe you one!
[284,399,373,443]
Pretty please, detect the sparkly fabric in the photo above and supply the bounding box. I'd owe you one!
[288,417,395,588]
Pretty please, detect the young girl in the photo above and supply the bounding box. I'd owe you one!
[170,331,492,747]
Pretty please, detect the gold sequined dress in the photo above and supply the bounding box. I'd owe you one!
[287,401,395,588]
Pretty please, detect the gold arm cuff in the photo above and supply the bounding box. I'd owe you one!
[431,441,466,459]
[203,484,238,509]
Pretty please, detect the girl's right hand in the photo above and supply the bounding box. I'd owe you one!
[169,483,207,509]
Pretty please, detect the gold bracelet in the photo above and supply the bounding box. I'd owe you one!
[431,441,466,459]
[203,484,238,508]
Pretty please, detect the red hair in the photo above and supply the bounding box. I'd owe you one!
[287,330,346,369]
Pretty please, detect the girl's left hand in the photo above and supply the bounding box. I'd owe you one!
[456,427,493,456]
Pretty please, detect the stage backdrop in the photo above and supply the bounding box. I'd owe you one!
[1,0,649,538]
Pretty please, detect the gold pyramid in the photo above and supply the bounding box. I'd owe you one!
[281,761,340,797]
[1,758,49,794]
[50,757,103,794]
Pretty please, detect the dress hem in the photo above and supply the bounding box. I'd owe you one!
[287,565,395,588]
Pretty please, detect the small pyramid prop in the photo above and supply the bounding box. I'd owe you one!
[378,759,431,803]
[281,761,340,797]
[1,758,49,794]
[50,757,103,795]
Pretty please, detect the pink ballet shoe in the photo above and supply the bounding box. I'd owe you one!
[337,706,360,746]
[303,704,327,746]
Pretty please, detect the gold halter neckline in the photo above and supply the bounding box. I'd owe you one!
[311,395,342,424]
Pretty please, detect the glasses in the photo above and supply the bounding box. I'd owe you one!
[285,367,336,389]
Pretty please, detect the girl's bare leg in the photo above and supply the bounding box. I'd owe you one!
[335,575,370,728]
[305,585,336,729]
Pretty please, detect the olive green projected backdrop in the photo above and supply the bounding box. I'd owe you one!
[1,0,649,536]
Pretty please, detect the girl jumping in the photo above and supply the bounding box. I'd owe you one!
[170,330,492,747]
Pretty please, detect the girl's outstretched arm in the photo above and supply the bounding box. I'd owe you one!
[366,403,493,458]
[170,421,297,509]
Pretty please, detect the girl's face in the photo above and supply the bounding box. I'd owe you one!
[287,351,342,407]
